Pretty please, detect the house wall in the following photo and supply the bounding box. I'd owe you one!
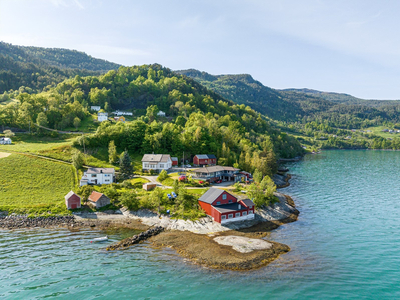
[142,160,172,171]
[83,172,114,185]
[199,202,212,216]
[210,191,237,206]
[66,197,81,209]
[94,197,110,209]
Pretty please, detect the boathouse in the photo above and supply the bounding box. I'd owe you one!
[198,188,255,224]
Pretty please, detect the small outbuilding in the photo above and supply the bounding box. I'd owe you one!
[0,137,11,145]
[88,191,111,209]
[171,157,178,166]
[65,191,81,210]
[193,154,217,166]
[143,182,157,191]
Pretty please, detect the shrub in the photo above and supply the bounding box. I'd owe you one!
[119,191,140,211]
[157,169,169,182]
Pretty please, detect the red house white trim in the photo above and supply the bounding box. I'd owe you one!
[193,154,217,166]
[198,188,255,224]
[65,191,81,210]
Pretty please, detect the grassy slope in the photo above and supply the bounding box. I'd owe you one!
[0,154,75,214]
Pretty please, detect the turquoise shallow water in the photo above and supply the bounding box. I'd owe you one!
[2,150,400,299]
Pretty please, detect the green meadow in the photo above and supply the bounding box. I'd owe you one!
[0,154,76,215]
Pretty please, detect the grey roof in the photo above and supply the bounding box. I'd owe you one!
[171,157,178,161]
[86,168,115,174]
[213,203,248,213]
[192,165,240,174]
[195,154,216,159]
[142,154,171,163]
[198,188,225,204]
[240,199,255,208]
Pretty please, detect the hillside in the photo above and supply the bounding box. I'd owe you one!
[177,69,400,126]
[282,88,400,107]
[0,64,305,176]
[0,42,121,94]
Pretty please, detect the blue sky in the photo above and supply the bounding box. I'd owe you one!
[1,0,400,99]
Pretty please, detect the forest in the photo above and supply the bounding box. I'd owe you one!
[0,64,304,176]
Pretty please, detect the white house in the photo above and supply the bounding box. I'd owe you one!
[157,110,166,117]
[97,112,108,122]
[141,154,172,172]
[113,110,133,116]
[0,137,11,145]
[91,106,101,111]
[80,168,115,186]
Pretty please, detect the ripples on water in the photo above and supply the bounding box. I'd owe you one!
[2,150,400,299]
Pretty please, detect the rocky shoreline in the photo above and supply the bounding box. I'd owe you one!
[0,215,82,230]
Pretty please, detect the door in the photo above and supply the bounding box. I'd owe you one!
[71,203,77,209]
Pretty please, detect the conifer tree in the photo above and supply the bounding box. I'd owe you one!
[119,149,133,180]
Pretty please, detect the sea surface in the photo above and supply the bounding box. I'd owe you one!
[2,150,400,299]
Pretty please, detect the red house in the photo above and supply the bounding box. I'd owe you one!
[65,191,81,209]
[198,188,255,224]
[171,157,178,166]
[193,154,217,166]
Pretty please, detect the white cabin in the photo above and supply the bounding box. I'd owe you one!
[0,137,11,145]
[97,112,108,122]
[157,110,166,117]
[91,106,101,111]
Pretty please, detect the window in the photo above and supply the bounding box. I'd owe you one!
[249,210,253,214]
[160,164,164,168]
[242,211,247,216]
[222,194,227,200]
[228,200,233,204]
[235,212,240,217]
[221,215,226,220]
[144,164,149,168]
[91,174,96,178]
[216,201,221,205]
[228,214,233,219]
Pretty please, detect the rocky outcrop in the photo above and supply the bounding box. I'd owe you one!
[0,215,82,230]
[121,192,298,234]
[106,226,164,251]
[273,173,292,188]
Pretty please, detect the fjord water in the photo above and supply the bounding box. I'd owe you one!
[2,150,400,299]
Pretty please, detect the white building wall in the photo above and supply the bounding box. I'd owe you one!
[220,213,255,224]
[80,172,114,185]
[142,159,172,171]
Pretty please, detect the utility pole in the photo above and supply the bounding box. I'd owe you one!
[82,133,86,154]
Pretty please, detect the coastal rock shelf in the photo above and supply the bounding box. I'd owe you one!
[106,226,164,251]
[0,215,81,230]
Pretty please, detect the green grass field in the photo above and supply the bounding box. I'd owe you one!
[0,154,76,215]
[0,134,76,153]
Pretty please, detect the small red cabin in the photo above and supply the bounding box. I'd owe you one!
[172,157,178,166]
[193,154,217,166]
[65,191,81,210]
[198,188,255,224]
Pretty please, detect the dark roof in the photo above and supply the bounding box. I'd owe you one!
[213,203,248,213]
[195,154,216,159]
[198,188,225,204]
[86,168,115,174]
[192,165,240,174]
[171,157,178,161]
[141,154,171,163]
[240,199,255,208]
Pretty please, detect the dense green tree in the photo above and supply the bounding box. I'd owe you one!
[73,117,81,130]
[72,150,84,170]
[108,140,118,164]
[119,150,133,180]
[119,190,140,211]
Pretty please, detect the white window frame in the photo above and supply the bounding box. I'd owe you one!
[221,215,226,220]
[235,212,240,217]
[228,214,233,219]
[242,211,247,216]
[249,210,253,214]
[222,194,227,200]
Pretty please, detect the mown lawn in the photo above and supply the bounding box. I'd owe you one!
[0,154,76,215]
[0,134,76,153]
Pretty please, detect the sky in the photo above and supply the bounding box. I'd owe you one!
[1,0,400,99]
